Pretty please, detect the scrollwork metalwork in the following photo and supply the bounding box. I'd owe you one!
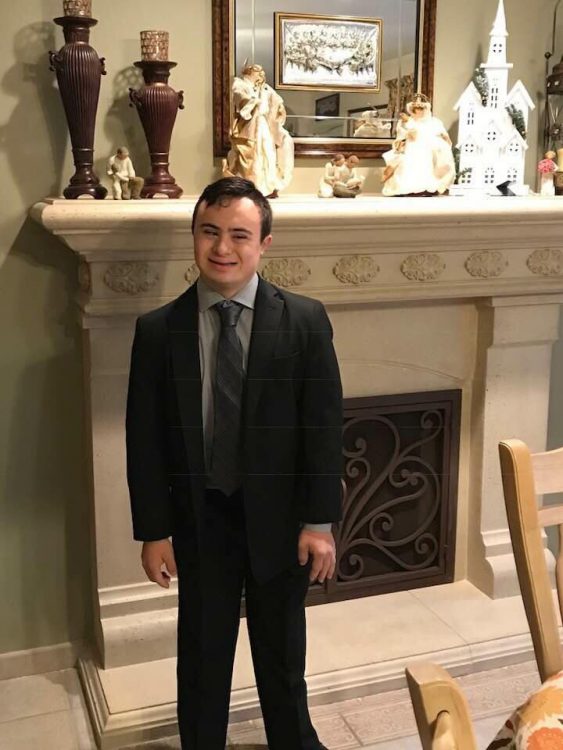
[337,408,445,582]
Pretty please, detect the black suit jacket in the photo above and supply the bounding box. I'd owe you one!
[126,276,343,583]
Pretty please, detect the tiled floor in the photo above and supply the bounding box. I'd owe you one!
[0,661,541,749]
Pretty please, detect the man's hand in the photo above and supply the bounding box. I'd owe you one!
[298,529,336,584]
[141,539,177,589]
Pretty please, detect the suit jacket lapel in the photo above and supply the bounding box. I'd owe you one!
[245,277,284,423]
[167,283,206,497]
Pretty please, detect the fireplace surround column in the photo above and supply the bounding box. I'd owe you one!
[469,295,563,598]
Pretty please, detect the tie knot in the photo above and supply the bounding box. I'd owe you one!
[215,300,244,328]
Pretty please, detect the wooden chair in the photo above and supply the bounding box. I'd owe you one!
[406,662,477,750]
[498,438,563,682]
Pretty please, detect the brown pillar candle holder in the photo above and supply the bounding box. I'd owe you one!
[129,60,184,199]
[49,14,107,199]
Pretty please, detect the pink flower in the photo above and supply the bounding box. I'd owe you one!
[538,159,557,174]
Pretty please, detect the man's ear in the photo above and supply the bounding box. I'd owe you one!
[260,234,273,255]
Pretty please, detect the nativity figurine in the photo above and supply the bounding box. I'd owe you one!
[381,94,456,197]
[223,63,294,198]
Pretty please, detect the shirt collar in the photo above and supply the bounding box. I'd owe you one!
[197,273,259,313]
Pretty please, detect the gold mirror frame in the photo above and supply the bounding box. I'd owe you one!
[212,0,437,159]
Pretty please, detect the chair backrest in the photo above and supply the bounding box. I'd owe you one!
[406,661,477,750]
[498,438,563,682]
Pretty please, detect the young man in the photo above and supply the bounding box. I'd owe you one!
[126,177,343,750]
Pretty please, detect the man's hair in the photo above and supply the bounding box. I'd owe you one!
[191,177,273,241]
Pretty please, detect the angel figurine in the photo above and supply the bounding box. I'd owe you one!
[381,94,455,196]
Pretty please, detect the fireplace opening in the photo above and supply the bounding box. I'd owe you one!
[307,390,461,606]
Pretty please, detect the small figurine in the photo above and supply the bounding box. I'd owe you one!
[223,63,294,197]
[537,151,558,196]
[318,154,365,198]
[381,93,456,197]
[333,155,365,198]
[353,109,392,138]
[106,147,144,200]
[318,153,346,197]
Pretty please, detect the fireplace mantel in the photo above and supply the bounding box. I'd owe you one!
[32,195,563,748]
[32,195,563,317]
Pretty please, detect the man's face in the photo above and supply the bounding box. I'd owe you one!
[193,197,272,297]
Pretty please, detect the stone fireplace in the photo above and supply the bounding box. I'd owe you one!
[32,194,563,748]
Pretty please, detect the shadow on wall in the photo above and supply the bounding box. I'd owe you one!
[0,22,68,203]
[0,217,92,652]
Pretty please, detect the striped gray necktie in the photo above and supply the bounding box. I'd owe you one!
[209,299,245,495]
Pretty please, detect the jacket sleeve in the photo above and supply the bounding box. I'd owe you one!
[126,315,173,541]
[298,301,343,524]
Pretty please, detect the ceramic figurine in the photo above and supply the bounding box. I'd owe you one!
[223,63,294,197]
[333,155,365,198]
[381,94,455,197]
[106,147,144,199]
[538,151,558,196]
[318,153,346,197]
[318,154,364,198]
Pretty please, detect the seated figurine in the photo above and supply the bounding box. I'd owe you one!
[333,155,365,198]
[318,153,346,197]
[107,147,144,200]
[318,154,365,198]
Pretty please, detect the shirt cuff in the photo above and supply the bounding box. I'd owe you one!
[302,523,332,533]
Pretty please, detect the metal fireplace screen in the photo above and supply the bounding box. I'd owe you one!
[307,389,461,606]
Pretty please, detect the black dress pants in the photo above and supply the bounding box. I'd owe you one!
[173,489,321,750]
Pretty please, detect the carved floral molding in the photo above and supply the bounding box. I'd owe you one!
[261,258,311,288]
[333,255,380,285]
[527,248,563,277]
[465,250,508,279]
[401,253,445,282]
[103,262,159,295]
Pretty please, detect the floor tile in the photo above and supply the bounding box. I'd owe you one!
[304,591,465,675]
[315,715,360,748]
[410,581,530,643]
[472,714,511,749]
[227,717,267,746]
[0,710,78,749]
[0,672,70,723]
[343,700,417,745]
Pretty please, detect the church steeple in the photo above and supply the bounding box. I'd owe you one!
[491,0,508,39]
[481,0,513,108]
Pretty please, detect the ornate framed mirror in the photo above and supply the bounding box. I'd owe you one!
[212,0,437,159]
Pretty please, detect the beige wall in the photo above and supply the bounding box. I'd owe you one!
[0,0,556,654]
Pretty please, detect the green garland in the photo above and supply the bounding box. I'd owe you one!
[452,146,470,185]
[506,104,527,140]
[473,68,489,106]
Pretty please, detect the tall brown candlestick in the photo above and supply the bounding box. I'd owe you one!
[49,15,107,199]
[129,60,184,199]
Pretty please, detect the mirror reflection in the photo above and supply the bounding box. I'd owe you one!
[235,0,420,140]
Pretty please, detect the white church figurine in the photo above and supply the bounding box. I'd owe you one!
[453,0,535,195]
